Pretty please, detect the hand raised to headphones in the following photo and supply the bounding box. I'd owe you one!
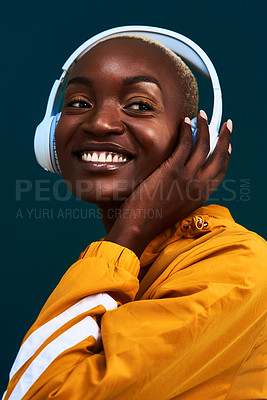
[105,111,232,258]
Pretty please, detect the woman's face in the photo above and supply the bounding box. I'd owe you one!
[55,38,183,204]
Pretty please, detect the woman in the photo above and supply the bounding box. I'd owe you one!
[3,32,267,399]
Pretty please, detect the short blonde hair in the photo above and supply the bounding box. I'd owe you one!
[97,34,199,119]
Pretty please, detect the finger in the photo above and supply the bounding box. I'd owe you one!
[199,119,232,182]
[205,143,231,197]
[185,110,210,170]
[169,117,194,166]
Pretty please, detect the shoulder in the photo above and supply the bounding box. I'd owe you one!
[147,205,267,303]
[197,205,267,280]
[176,204,267,271]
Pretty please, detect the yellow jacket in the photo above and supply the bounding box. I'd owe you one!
[3,205,267,399]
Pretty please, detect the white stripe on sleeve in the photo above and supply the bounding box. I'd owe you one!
[8,316,100,400]
[10,293,117,379]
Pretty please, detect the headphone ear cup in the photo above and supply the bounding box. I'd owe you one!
[190,116,219,158]
[50,113,62,174]
[34,113,62,174]
[190,117,197,148]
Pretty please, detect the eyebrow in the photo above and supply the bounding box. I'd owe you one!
[123,75,163,93]
[67,76,93,87]
[66,75,163,93]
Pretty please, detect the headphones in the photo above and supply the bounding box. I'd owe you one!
[34,25,223,174]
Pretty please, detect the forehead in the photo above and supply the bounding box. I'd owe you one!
[70,38,180,89]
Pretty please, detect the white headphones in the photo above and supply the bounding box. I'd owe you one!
[34,25,223,174]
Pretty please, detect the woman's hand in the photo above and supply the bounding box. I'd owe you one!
[105,110,233,257]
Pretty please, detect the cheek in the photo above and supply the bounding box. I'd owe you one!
[55,116,76,146]
[133,118,178,159]
[55,117,78,164]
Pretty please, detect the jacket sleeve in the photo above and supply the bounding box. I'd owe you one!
[3,235,267,400]
[3,241,140,400]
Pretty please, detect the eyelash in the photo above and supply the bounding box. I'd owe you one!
[66,99,155,112]
[67,98,91,108]
[126,101,154,111]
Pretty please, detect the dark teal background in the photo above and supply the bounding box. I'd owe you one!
[1,0,266,392]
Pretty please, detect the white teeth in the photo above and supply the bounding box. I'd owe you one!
[98,153,106,162]
[81,151,129,163]
[91,152,98,162]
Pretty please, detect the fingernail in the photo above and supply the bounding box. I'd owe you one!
[228,143,232,154]
[184,117,191,125]
[227,119,233,133]
[199,110,208,120]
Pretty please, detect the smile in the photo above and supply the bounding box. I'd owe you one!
[81,151,129,163]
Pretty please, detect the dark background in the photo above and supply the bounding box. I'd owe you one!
[1,0,266,392]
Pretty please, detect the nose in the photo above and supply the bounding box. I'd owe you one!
[82,102,125,137]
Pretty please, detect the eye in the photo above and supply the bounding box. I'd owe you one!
[126,100,154,112]
[67,98,92,109]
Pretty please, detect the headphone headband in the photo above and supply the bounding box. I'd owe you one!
[34,25,222,173]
